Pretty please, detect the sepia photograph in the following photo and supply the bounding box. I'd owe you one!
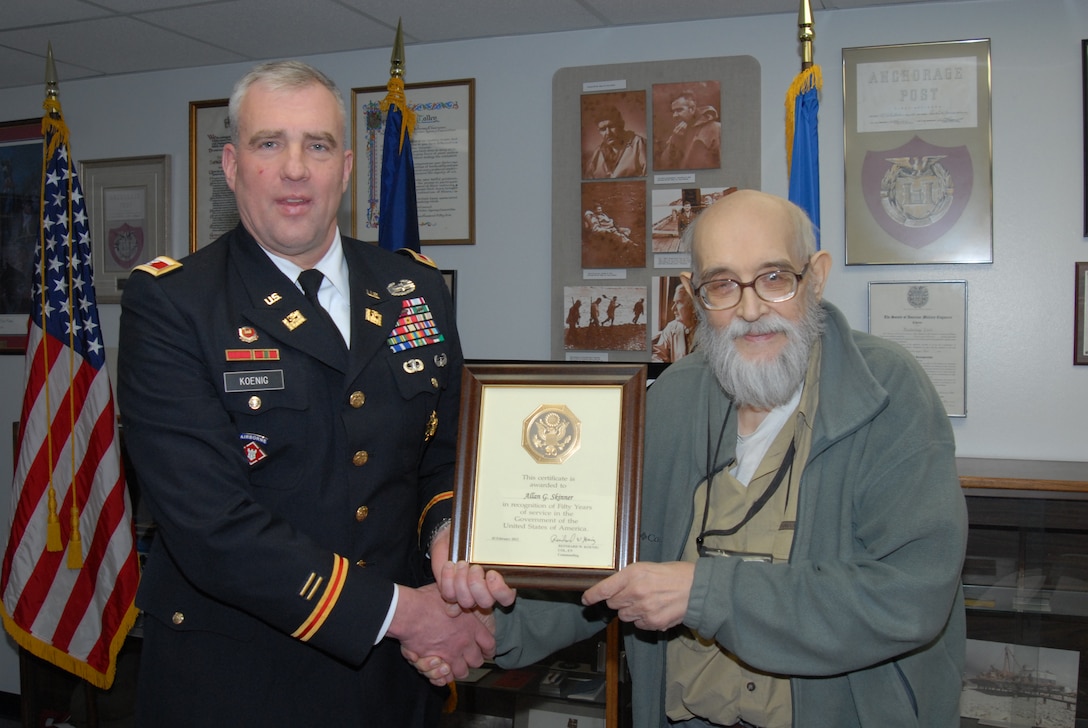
[651,81,722,171]
[580,180,646,269]
[580,90,648,180]
[650,276,697,363]
[651,186,737,253]
[563,285,647,352]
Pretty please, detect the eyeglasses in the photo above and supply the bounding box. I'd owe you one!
[692,263,809,311]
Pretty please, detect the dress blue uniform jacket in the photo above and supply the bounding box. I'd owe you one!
[117,225,461,726]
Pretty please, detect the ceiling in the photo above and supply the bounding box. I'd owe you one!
[1,0,971,92]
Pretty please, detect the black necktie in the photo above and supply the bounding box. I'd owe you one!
[297,269,344,344]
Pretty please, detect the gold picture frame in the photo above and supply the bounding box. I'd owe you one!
[188,98,237,252]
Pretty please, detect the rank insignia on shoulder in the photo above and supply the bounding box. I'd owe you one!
[396,249,437,269]
[387,279,416,296]
[134,256,182,277]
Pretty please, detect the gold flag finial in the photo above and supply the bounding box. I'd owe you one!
[390,18,406,79]
[798,0,815,71]
[45,42,61,114]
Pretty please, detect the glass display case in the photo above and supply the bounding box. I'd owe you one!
[958,458,1088,728]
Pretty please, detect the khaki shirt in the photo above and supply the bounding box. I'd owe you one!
[665,343,821,728]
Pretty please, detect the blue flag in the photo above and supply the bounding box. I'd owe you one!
[378,81,420,253]
[786,65,821,249]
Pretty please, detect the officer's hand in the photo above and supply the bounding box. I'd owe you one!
[388,584,495,680]
[401,608,496,687]
[581,561,694,632]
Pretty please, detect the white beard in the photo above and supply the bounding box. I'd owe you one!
[695,292,826,410]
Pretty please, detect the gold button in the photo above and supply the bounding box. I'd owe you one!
[172,612,185,625]
[349,391,365,408]
[356,559,367,568]
[430,377,439,389]
[355,505,369,522]
[352,450,369,466]
[248,395,261,410]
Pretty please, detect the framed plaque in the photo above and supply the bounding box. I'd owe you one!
[81,155,171,303]
[188,98,238,252]
[843,39,992,265]
[451,362,645,589]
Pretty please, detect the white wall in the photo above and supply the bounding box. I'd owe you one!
[0,0,1085,695]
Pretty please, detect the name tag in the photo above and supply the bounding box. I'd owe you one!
[224,369,285,393]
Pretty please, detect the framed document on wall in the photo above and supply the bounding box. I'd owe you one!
[351,78,475,245]
[843,39,992,265]
[188,98,238,252]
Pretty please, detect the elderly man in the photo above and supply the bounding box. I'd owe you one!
[119,60,491,727]
[425,190,967,728]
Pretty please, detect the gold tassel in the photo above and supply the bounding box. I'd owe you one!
[45,488,62,552]
[443,681,458,713]
[66,499,82,569]
[784,65,822,172]
[379,77,417,154]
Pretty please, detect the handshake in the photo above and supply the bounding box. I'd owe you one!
[389,526,517,686]
[392,526,696,687]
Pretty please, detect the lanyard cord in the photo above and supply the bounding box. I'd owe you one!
[697,402,796,549]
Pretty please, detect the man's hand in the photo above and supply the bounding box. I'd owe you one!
[581,561,695,632]
[439,560,517,612]
[387,583,495,680]
[402,606,496,687]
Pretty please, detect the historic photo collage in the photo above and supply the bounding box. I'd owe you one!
[565,80,734,363]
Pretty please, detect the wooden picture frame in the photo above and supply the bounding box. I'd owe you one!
[188,98,237,252]
[843,39,993,265]
[0,118,44,353]
[1076,262,1088,366]
[450,362,644,589]
[350,78,475,245]
[81,155,171,303]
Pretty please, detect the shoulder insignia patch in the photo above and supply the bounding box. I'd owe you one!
[134,256,183,277]
[396,249,437,269]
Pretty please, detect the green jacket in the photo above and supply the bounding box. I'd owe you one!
[495,302,966,727]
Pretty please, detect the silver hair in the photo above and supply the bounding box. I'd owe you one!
[227,60,347,144]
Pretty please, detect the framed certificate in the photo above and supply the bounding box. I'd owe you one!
[868,280,967,416]
[188,98,238,252]
[451,362,645,589]
[351,78,475,245]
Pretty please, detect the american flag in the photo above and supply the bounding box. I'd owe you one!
[0,99,139,689]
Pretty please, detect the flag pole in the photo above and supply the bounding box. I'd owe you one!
[786,0,821,248]
[799,0,814,71]
[377,19,422,253]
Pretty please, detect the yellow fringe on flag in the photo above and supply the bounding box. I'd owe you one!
[379,77,416,153]
[784,65,822,172]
